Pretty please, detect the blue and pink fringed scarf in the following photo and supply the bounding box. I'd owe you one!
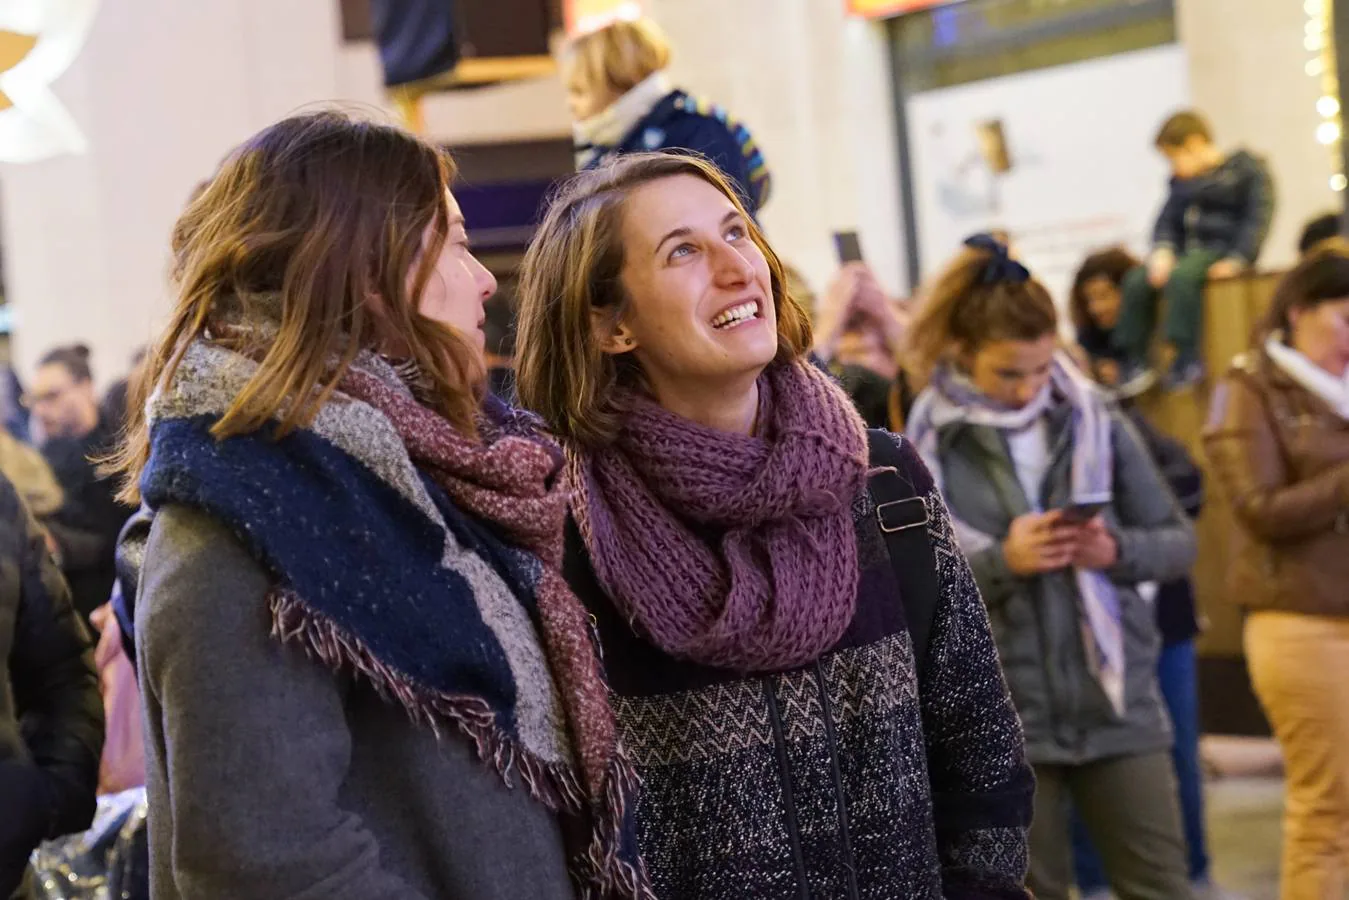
[136,339,652,899]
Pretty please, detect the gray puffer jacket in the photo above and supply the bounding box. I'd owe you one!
[934,402,1195,765]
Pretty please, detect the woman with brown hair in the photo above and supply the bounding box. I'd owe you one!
[110,111,649,899]
[903,235,1197,900]
[515,152,1034,899]
[1204,248,1349,900]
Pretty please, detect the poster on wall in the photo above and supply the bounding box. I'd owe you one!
[906,44,1191,313]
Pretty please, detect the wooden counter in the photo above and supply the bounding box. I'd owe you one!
[1134,272,1282,735]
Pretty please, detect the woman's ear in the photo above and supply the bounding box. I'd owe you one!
[591,307,638,355]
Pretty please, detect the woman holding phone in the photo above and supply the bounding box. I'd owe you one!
[904,234,1198,900]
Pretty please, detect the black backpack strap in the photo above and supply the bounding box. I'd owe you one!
[866,429,941,679]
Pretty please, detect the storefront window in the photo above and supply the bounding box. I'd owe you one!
[893,0,1176,90]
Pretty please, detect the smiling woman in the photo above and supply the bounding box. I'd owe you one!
[514,154,1036,899]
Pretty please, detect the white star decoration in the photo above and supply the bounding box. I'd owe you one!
[0,0,98,163]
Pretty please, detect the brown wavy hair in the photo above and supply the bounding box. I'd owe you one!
[1068,247,1139,336]
[514,151,811,448]
[109,110,481,503]
[903,243,1057,386]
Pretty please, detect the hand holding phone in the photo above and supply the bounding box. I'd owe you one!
[1058,501,1106,525]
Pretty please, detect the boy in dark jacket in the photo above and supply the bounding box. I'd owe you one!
[1114,110,1274,391]
[0,472,103,899]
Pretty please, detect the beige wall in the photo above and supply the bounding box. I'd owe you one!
[643,0,907,301]
[1177,0,1335,271]
[0,0,903,388]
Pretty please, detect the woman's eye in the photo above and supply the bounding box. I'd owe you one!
[726,224,746,241]
[669,243,695,260]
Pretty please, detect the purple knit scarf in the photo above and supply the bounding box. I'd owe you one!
[567,361,869,672]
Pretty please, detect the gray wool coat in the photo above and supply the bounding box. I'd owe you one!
[931,402,1196,765]
[133,505,577,900]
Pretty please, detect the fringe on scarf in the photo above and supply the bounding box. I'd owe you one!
[268,587,655,899]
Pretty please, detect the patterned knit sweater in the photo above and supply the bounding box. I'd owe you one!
[563,433,1034,899]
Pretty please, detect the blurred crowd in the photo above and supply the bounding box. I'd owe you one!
[3,14,1348,900]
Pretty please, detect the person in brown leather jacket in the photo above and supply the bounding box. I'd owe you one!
[1204,247,1349,900]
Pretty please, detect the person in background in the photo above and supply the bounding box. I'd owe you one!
[0,427,63,521]
[99,347,147,437]
[1298,211,1343,259]
[1068,397,1234,899]
[904,234,1197,900]
[108,110,646,900]
[1203,248,1349,900]
[0,468,104,900]
[1114,110,1274,391]
[29,345,134,619]
[515,151,1034,900]
[813,261,915,429]
[562,17,771,215]
[0,368,29,444]
[1070,247,1158,398]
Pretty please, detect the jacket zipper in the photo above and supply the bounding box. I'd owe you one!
[814,661,862,900]
[765,682,811,900]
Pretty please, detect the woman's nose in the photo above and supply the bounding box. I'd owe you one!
[711,244,753,286]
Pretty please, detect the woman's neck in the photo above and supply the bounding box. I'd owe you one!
[1291,336,1349,378]
[649,372,761,436]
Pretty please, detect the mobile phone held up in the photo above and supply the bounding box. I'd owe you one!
[833,230,864,264]
[1058,501,1106,524]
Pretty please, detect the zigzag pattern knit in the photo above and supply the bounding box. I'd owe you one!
[568,361,869,672]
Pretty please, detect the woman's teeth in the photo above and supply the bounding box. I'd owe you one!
[711,302,759,330]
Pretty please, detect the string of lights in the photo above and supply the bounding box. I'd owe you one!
[1307,0,1345,191]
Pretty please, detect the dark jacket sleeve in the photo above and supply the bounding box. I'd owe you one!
[1105,411,1198,585]
[137,505,426,900]
[1151,181,1187,253]
[890,438,1034,900]
[1230,154,1275,265]
[1203,371,1349,542]
[1124,408,1203,518]
[8,475,104,838]
[661,114,759,211]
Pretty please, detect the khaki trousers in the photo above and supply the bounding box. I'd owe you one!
[1247,611,1349,900]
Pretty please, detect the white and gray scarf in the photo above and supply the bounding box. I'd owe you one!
[1265,332,1349,420]
[906,352,1126,716]
[573,72,673,170]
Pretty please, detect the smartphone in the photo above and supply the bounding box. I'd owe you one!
[1059,501,1106,524]
[833,231,864,264]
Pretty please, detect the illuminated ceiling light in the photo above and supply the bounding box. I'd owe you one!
[1306,0,1325,13]
[1320,95,1341,117]
[1318,120,1341,144]
[0,0,98,163]
[1332,173,1347,191]
[1309,58,1326,76]
[1307,34,1325,51]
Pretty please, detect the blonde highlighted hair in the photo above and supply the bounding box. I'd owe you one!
[563,18,671,103]
[903,244,1058,386]
[515,151,811,448]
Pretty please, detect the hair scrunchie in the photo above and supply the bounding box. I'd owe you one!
[964,232,1030,286]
